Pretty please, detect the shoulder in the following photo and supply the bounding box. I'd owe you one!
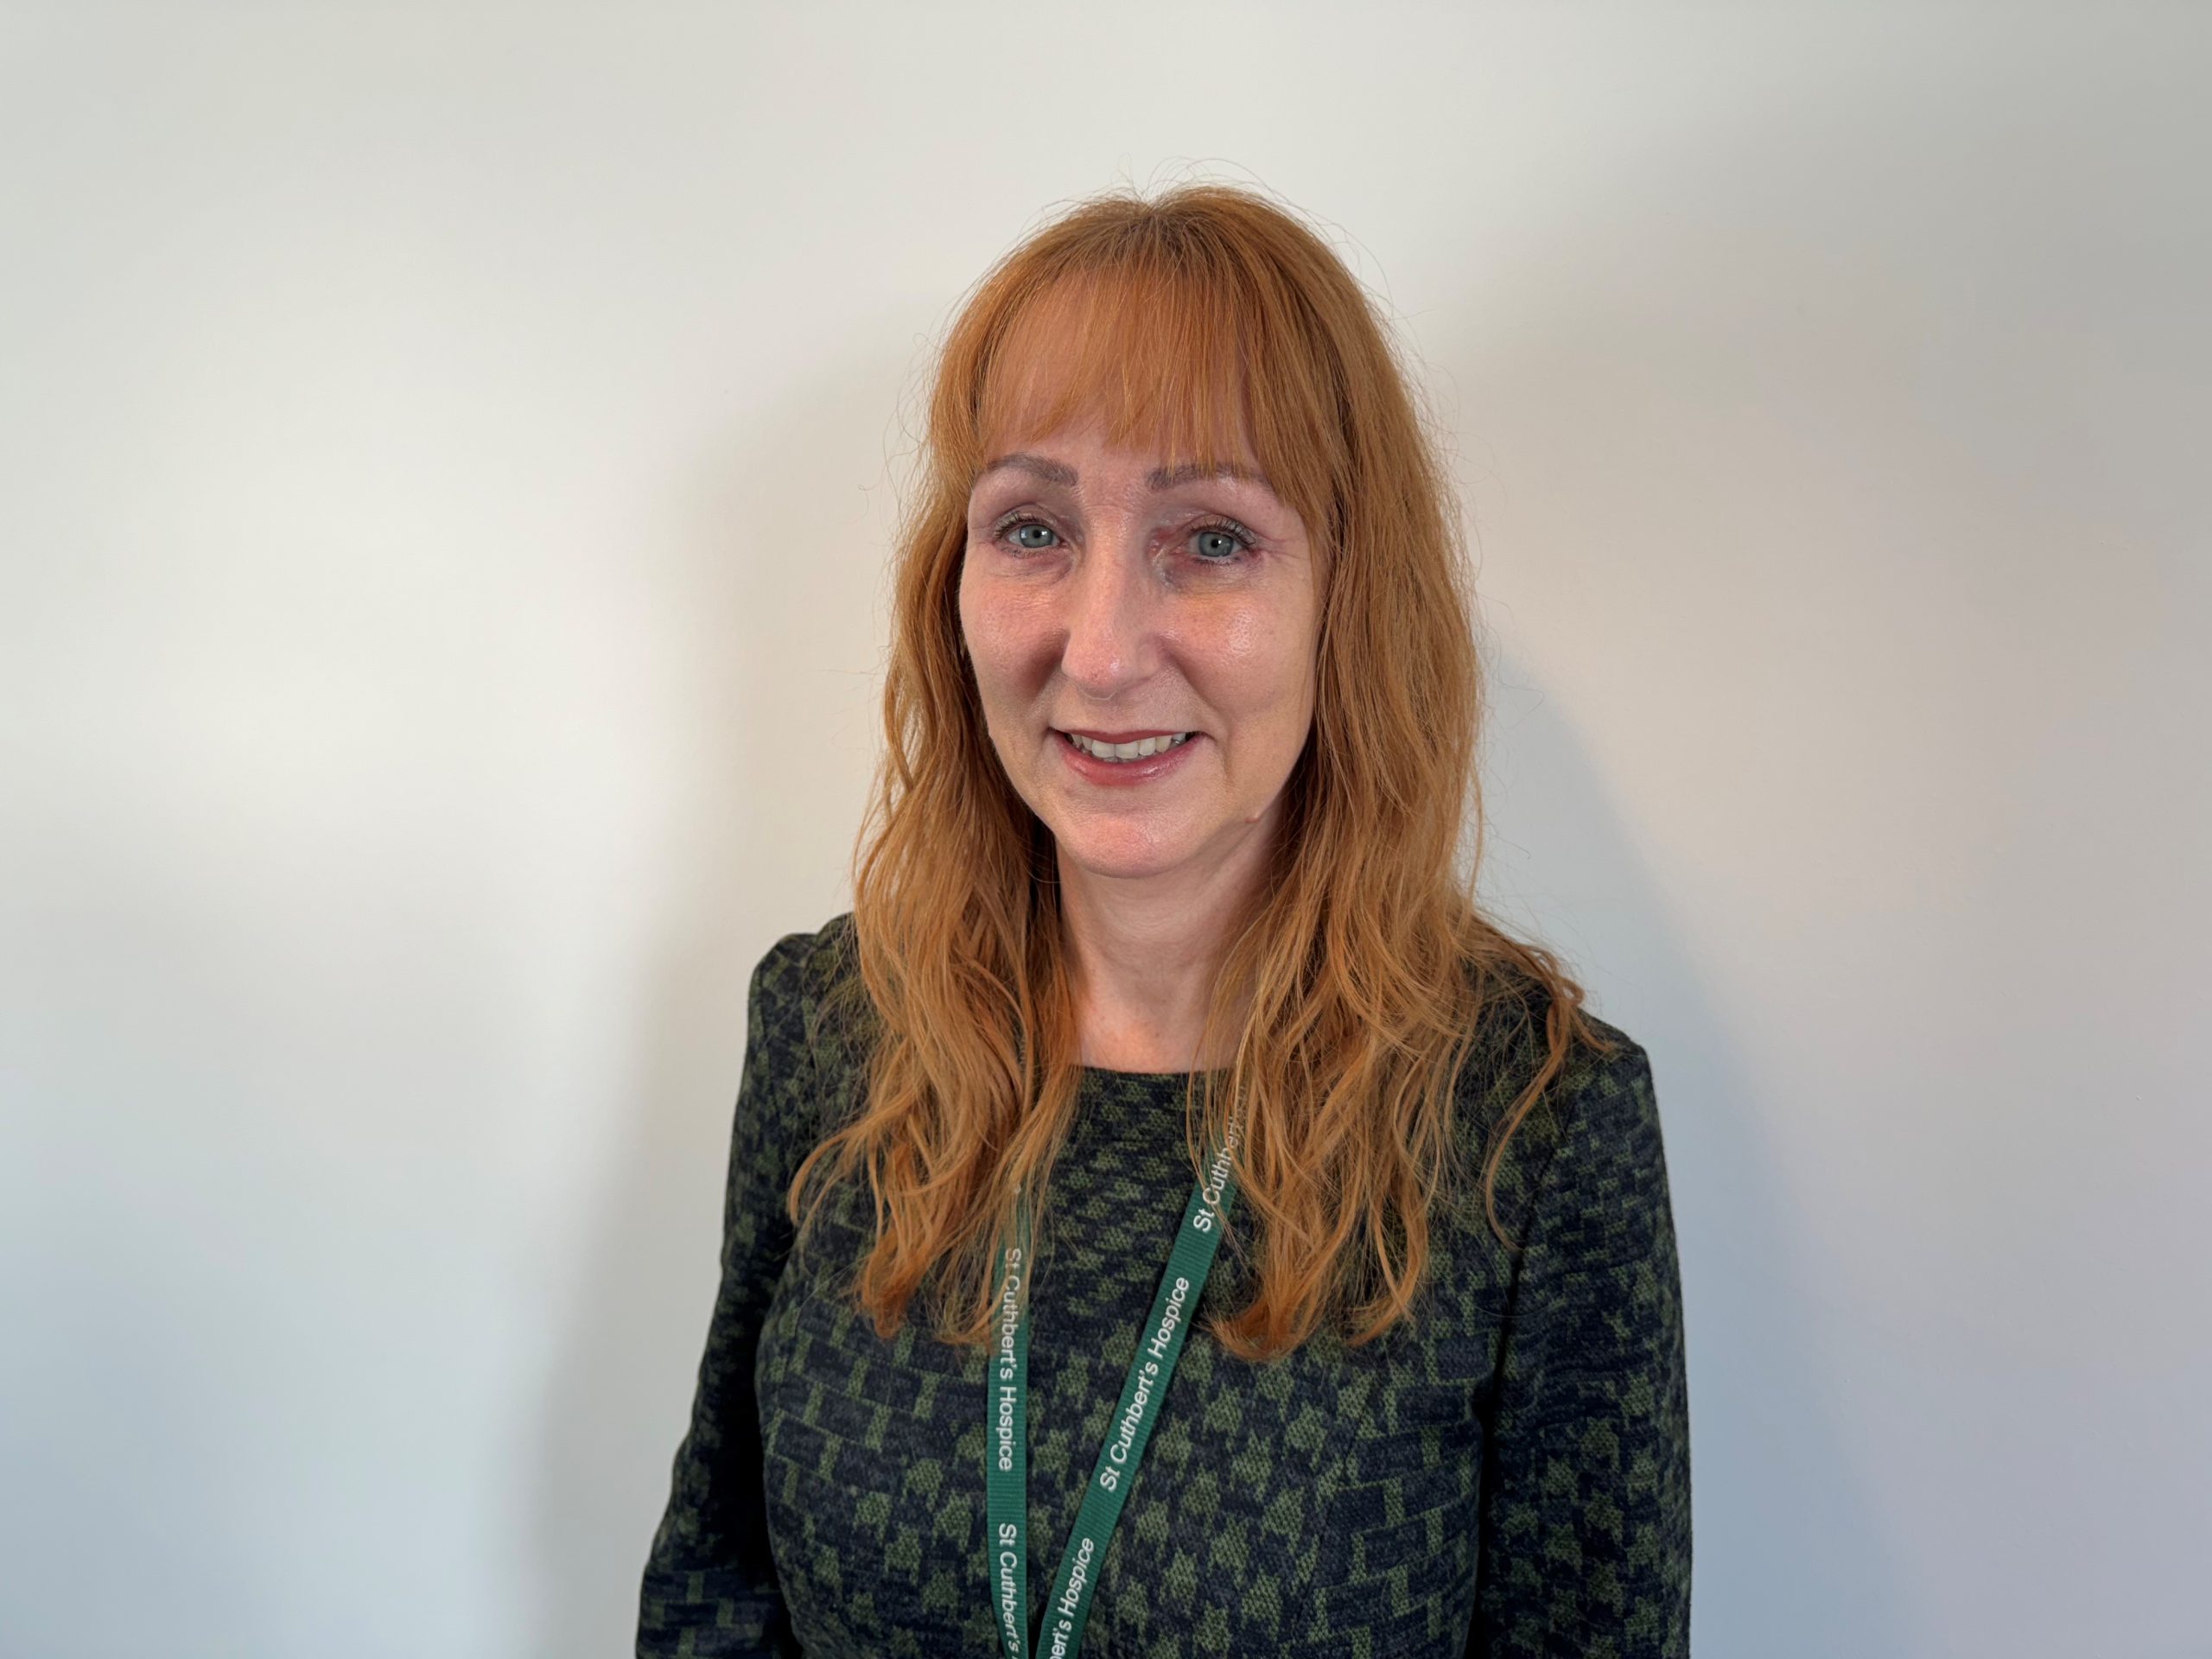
[753,908,855,984]
[1537,1017,1673,1274]
[1545,1006,1664,1179]
[749,911,861,1032]
[746,912,874,1140]
[1454,961,1655,1124]
[1452,967,1670,1252]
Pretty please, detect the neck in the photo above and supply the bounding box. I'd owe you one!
[1054,823,1273,1073]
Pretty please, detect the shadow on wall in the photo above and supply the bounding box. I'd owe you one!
[524,346,893,1659]
[1474,643,1908,1658]
[1413,32,2200,1649]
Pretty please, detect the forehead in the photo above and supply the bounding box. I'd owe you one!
[972,445,1277,505]
[972,271,1262,480]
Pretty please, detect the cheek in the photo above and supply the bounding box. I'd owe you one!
[1203,600,1319,721]
[958,576,1053,699]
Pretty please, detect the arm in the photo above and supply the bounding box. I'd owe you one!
[637,933,821,1658]
[1468,1037,1693,1658]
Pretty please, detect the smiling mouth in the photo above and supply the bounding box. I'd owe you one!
[1056,729,1195,762]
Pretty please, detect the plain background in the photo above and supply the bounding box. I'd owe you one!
[3,5,2207,1656]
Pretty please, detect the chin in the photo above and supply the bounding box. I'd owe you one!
[1050,828,1196,883]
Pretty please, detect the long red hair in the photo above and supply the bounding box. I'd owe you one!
[788,181,1618,1361]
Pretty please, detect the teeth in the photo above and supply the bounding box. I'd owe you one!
[1067,731,1192,761]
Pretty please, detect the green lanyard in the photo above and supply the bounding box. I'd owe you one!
[987,1131,1240,1659]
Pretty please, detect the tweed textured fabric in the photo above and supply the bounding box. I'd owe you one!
[639,913,1689,1657]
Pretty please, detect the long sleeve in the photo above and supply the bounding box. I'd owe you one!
[638,932,822,1658]
[1467,1037,1693,1658]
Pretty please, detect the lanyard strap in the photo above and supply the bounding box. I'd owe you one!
[987,1136,1240,1659]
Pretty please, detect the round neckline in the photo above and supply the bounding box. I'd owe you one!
[1076,1065,1227,1083]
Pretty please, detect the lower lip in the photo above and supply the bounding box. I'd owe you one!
[1054,730,1201,787]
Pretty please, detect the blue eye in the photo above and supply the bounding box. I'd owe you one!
[1188,517,1257,564]
[990,512,1258,563]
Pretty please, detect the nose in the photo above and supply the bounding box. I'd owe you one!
[1058,527,1163,700]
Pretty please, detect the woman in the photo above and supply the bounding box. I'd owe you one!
[639,182,1690,1658]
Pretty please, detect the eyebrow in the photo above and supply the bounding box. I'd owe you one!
[976,452,1276,495]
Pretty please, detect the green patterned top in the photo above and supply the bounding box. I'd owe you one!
[639,912,1690,1657]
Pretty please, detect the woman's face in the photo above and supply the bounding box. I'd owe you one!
[958,414,1320,893]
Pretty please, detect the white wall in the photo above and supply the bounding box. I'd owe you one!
[3,6,2205,1656]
